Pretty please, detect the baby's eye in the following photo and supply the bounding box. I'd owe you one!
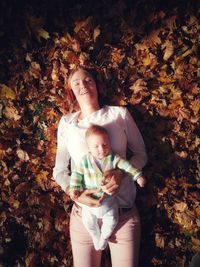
[102,144,108,148]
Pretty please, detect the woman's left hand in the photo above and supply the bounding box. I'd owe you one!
[101,169,124,195]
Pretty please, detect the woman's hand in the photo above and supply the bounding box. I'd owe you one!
[101,169,124,195]
[76,188,104,207]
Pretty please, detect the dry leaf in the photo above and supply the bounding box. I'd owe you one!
[93,26,101,42]
[162,40,174,60]
[155,233,165,248]
[0,84,16,100]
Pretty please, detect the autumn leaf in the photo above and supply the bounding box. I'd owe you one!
[36,170,49,190]
[162,40,174,60]
[145,29,161,45]
[155,233,165,248]
[37,28,50,40]
[16,148,30,162]
[93,25,101,42]
[3,104,21,121]
[0,1,199,267]
[0,84,16,100]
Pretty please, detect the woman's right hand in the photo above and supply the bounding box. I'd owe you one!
[76,188,104,207]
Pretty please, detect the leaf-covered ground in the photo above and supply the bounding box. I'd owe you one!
[0,0,199,266]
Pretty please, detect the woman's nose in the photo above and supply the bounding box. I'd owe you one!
[80,80,86,88]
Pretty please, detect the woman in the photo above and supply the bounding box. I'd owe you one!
[53,66,147,267]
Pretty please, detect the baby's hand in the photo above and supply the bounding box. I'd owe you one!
[136,176,146,187]
[69,190,81,201]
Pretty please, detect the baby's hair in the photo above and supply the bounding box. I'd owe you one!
[85,125,108,140]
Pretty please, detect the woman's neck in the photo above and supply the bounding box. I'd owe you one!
[79,103,100,120]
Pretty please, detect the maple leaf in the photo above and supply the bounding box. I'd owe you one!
[3,104,21,121]
[110,48,125,64]
[0,84,16,100]
[35,170,49,190]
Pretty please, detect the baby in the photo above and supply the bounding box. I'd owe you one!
[69,125,146,250]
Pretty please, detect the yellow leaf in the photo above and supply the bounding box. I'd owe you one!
[93,26,101,42]
[0,84,16,100]
[155,233,165,248]
[119,99,127,106]
[173,202,188,212]
[190,98,200,116]
[174,211,195,232]
[4,105,21,121]
[25,252,35,267]
[111,48,125,64]
[127,57,135,65]
[143,53,151,66]
[9,197,20,209]
[158,70,176,83]
[36,170,49,190]
[74,17,92,33]
[162,40,174,60]
[16,149,30,161]
[37,28,50,40]
[112,96,127,106]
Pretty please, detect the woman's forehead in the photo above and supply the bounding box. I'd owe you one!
[71,69,92,81]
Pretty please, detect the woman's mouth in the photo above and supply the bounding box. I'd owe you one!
[80,90,89,95]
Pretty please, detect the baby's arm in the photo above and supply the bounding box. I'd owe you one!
[116,156,147,187]
[70,161,84,200]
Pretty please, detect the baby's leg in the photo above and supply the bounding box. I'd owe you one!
[99,205,119,250]
[82,208,100,250]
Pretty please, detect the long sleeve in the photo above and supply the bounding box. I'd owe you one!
[123,108,148,169]
[53,117,71,192]
[70,162,84,190]
[116,156,142,181]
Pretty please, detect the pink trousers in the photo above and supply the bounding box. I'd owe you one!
[70,204,141,267]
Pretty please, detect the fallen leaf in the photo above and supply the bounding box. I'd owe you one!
[0,84,16,100]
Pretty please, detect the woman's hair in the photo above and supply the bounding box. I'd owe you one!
[67,66,106,106]
[85,124,108,140]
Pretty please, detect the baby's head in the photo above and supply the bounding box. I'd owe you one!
[85,125,111,160]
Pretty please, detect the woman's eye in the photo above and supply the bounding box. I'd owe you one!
[73,82,79,86]
[85,78,92,83]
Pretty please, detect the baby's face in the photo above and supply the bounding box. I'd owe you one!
[87,133,111,160]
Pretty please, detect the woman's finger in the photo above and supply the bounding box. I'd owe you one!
[101,182,119,195]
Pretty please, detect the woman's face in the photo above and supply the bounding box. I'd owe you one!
[69,69,98,106]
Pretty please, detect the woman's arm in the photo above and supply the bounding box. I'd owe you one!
[53,117,71,192]
[124,108,148,169]
[100,107,147,195]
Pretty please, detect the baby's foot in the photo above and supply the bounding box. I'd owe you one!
[92,236,100,251]
[93,242,100,251]
[99,238,108,250]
